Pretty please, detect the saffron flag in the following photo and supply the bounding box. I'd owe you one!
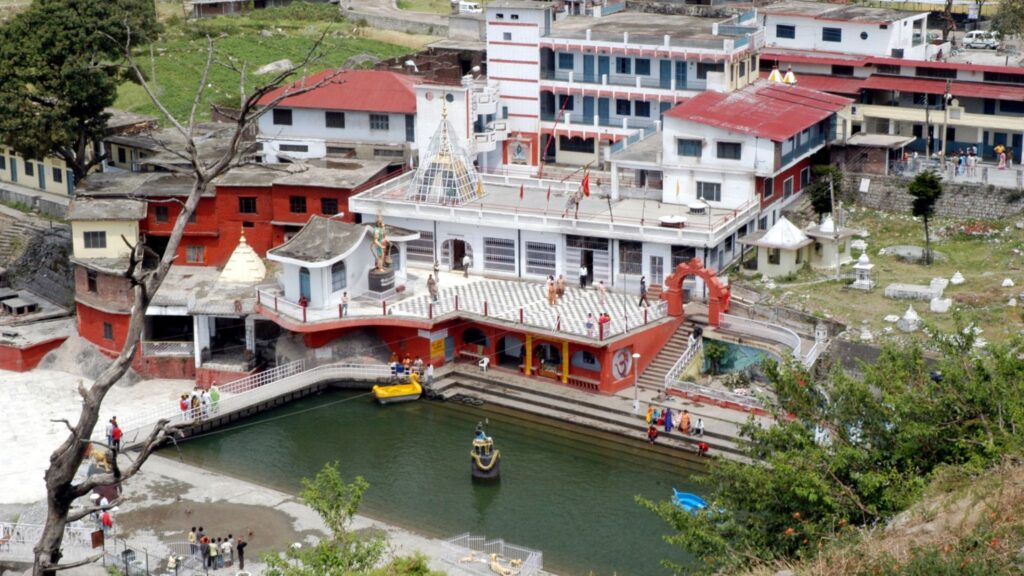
[582,173,590,197]
[477,178,482,196]
[519,184,524,200]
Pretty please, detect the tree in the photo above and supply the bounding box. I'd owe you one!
[640,329,1024,575]
[31,25,346,576]
[703,340,728,375]
[261,463,443,576]
[0,0,160,185]
[907,169,943,265]
[805,165,843,218]
[992,0,1024,40]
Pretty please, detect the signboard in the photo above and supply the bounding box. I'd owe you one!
[418,329,448,341]
[611,347,633,380]
[859,178,871,193]
[511,140,530,165]
[430,338,446,359]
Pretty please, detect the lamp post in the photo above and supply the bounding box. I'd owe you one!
[632,352,641,414]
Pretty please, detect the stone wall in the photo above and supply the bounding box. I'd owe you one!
[845,173,1024,220]
[350,11,448,37]
[626,0,749,17]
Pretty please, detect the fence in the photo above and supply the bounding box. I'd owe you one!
[0,521,95,564]
[720,313,801,360]
[141,340,193,358]
[442,533,543,576]
[664,336,702,390]
[665,379,765,412]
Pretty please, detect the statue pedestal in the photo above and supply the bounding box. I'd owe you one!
[367,268,395,294]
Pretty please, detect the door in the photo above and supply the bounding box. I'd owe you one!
[675,61,687,90]
[38,169,45,190]
[1013,133,1023,154]
[650,256,664,285]
[451,240,467,269]
[597,98,610,124]
[660,60,671,88]
[581,250,595,284]
[583,54,594,82]
[598,56,610,80]
[994,132,1009,148]
[9,158,15,183]
[444,336,455,363]
[299,267,311,301]
[582,96,594,121]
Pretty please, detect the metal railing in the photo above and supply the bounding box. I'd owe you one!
[720,313,801,360]
[442,533,543,576]
[666,379,765,412]
[0,521,95,563]
[664,336,702,390]
[141,340,193,358]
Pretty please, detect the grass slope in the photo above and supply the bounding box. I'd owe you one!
[116,4,410,122]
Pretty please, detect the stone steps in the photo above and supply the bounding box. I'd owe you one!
[636,325,694,390]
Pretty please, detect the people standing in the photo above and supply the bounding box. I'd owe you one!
[210,384,220,414]
[556,275,566,300]
[695,417,705,437]
[462,253,471,277]
[999,149,1008,169]
[201,390,211,419]
[597,280,607,306]
[200,534,210,567]
[547,276,557,306]
[426,362,434,387]
[180,395,190,422]
[111,423,122,452]
[663,407,674,433]
[190,394,200,421]
[222,534,234,567]
[427,274,438,302]
[680,410,691,435]
[236,537,248,570]
[105,418,114,448]
[638,275,649,307]
[101,510,113,538]
[578,264,588,289]
[188,527,198,556]
[585,313,595,338]
[341,291,349,317]
[433,260,440,279]
[208,537,219,568]
[645,404,653,424]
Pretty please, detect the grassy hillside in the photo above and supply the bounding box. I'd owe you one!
[115,3,412,122]
[744,461,1024,576]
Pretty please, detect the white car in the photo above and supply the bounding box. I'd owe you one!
[963,30,1000,50]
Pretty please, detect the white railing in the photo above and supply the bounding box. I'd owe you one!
[666,379,764,412]
[0,521,95,563]
[105,361,391,448]
[664,336,702,390]
[802,340,824,369]
[720,313,801,360]
[443,533,543,576]
[141,340,193,358]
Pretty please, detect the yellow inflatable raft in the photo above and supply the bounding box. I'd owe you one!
[372,372,423,404]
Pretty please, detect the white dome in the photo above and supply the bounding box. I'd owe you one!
[902,305,920,321]
[857,252,871,265]
[820,215,836,234]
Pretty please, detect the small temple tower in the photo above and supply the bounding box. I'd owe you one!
[406,106,481,206]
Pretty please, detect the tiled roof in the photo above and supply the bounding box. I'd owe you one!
[257,69,421,114]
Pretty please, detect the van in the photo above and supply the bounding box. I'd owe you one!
[458,1,482,13]
[963,30,1000,50]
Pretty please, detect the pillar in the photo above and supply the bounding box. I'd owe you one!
[561,340,569,384]
[524,333,532,376]
[245,315,255,353]
[193,315,211,368]
[611,165,620,200]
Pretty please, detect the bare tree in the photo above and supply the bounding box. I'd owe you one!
[32,26,346,576]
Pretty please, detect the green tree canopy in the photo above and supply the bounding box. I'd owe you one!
[641,328,1024,575]
[907,169,944,264]
[0,0,159,184]
[805,165,843,217]
[992,0,1024,39]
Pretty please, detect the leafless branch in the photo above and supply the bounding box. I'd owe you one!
[188,36,216,140]
[66,498,123,524]
[50,419,75,434]
[44,553,104,572]
[72,420,183,499]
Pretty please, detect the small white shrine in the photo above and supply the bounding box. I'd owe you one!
[739,217,813,278]
[805,215,858,272]
[850,252,875,290]
[897,305,921,332]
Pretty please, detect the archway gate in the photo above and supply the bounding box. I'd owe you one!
[662,258,731,327]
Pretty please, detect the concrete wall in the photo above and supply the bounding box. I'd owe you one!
[71,220,139,259]
[0,185,69,218]
[846,173,1024,219]
[349,11,448,36]
[764,13,927,59]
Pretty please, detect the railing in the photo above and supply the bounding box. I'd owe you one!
[0,521,95,563]
[141,340,193,358]
[607,125,659,156]
[666,379,765,412]
[442,533,543,576]
[891,158,1023,189]
[539,68,688,91]
[102,538,201,575]
[539,111,656,131]
[802,340,824,369]
[720,313,801,360]
[664,336,702,390]
[105,361,390,447]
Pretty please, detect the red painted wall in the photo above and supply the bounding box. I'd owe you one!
[0,337,67,372]
[74,268,134,313]
[196,365,258,388]
[76,303,130,358]
[134,355,196,380]
[600,318,684,394]
[758,156,811,210]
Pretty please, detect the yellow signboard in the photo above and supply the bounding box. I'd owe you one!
[430,338,445,359]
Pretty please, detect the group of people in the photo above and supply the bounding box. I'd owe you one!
[179,385,220,422]
[104,417,122,451]
[187,526,248,570]
[584,312,612,338]
[645,406,706,451]
[389,352,433,385]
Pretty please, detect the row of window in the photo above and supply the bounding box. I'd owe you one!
[557,95,653,117]
[762,167,811,200]
[676,139,742,160]
[151,196,342,221]
[554,54,724,81]
[272,109,393,131]
[0,156,64,183]
[776,24,847,42]
[82,230,208,264]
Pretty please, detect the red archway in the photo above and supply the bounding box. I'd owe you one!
[661,258,731,327]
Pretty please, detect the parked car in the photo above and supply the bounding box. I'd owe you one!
[963,30,1000,49]
[458,1,482,13]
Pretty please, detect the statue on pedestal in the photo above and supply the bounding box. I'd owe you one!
[370,214,391,272]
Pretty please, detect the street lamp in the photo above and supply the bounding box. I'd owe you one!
[632,352,641,414]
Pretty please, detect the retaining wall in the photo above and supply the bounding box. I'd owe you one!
[350,11,448,36]
[0,185,69,219]
[845,173,1024,220]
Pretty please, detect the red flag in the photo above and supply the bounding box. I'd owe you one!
[582,173,590,197]
[546,186,551,201]
[519,184,524,200]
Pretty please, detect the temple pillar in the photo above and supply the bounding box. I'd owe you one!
[524,333,533,376]
[561,340,569,384]
[245,315,256,353]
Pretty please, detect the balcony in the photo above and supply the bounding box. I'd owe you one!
[473,83,500,116]
[474,120,509,153]
[539,69,704,94]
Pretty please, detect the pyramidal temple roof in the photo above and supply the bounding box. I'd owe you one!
[219,231,266,284]
[405,108,480,206]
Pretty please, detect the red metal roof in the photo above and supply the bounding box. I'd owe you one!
[861,75,1024,101]
[758,71,865,95]
[664,81,851,142]
[257,69,421,114]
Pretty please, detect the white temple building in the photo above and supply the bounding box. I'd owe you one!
[739,216,813,278]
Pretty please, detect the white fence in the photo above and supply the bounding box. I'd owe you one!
[0,521,95,564]
[442,533,543,576]
[141,341,193,357]
[664,336,702,390]
[720,313,801,360]
[665,379,765,412]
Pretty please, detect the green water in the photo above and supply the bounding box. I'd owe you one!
[174,387,702,575]
[703,337,781,374]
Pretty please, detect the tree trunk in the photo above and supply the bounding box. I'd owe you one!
[942,0,955,41]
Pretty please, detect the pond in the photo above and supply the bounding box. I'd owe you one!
[174,387,704,575]
[703,338,781,375]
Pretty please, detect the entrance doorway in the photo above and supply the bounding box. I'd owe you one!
[581,250,595,285]
[650,255,664,285]
[497,335,524,369]
[299,267,311,301]
[441,239,473,269]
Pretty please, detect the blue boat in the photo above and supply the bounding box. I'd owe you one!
[672,489,708,513]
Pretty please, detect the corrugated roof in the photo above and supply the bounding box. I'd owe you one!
[861,75,1024,101]
[257,69,421,114]
[758,71,866,95]
[664,81,851,142]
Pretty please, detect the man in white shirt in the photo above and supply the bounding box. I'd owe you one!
[426,363,434,387]
[579,264,588,289]
[462,254,471,277]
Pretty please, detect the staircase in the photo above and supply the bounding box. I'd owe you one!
[636,324,693,391]
[0,217,52,263]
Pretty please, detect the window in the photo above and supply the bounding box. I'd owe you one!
[696,181,722,202]
[483,237,516,272]
[558,53,574,69]
[325,111,345,129]
[615,99,630,116]
[800,167,810,189]
[783,176,794,198]
[759,216,768,230]
[102,322,114,340]
[558,95,574,111]
[0,155,5,171]
[370,114,390,131]
[768,248,781,265]
[83,231,106,249]
[915,67,956,79]
[876,64,901,75]
[278,144,309,153]
[1002,100,1024,114]
[618,240,642,275]
[289,196,307,213]
[671,245,695,268]
[321,197,339,215]
[511,13,519,19]
[717,142,742,160]
[525,241,556,276]
[117,147,126,164]
[763,177,774,198]
[24,161,33,177]
[776,24,796,39]
[822,27,842,42]
[696,62,724,80]
[238,197,257,214]
[503,32,512,41]
[86,270,97,294]
[635,58,650,75]
[634,101,651,117]
[677,139,701,157]
[186,245,205,264]
[155,206,169,223]
[242,221,255,228]
[331,261,347,291]
[496,12,504,18]
[615,57,631,74]
[406,230,434,263]
[832,65,854,76]
[891,48,904,58]
[50,167,62,184]
[374,149,404,158]
[739,61,747,77]
[559,135,595,153]
[795,247,803,264]
[984,71,1024,84]
[327,146,355,155]
[405,114,415,142]
[273,108,293,125]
